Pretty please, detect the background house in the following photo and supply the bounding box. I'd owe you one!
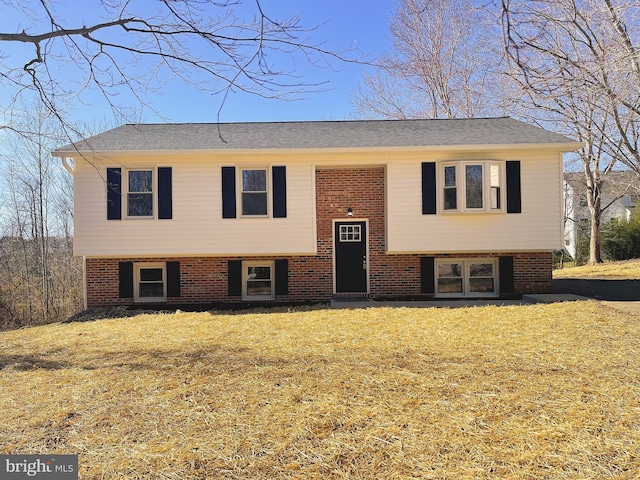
[563,171,640,262]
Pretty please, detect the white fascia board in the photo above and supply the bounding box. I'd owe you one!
[52,142,585,158]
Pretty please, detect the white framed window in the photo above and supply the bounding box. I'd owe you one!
[241,168,269,216]
[339,224,361,242]
[441,162,503,213]
[242,261,275,300]
[127,169,154,218]
[435,259,498,297]
[135,263,166,302]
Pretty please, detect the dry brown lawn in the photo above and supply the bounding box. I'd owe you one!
[554,259,640,279]
[1,302,639,479]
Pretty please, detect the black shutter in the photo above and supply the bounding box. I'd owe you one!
[228,260,242,296]
[275,259,289,295]
[118,261,134,299]
[506,161,522,214]
[166,261,181,297]
[272,166,287,218]
[420,257,435,294]
[499,256,515,294]
[107,168,122,220]
[158,167,173,219]
[222,167,236,218]
[422,162,437,215]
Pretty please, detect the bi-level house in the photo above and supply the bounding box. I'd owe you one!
[53,118,581,309]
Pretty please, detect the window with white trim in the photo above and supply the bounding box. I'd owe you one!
[435,259,498,297]
[241,168,268,216]
[441,162,503,213]
[135,263,166,302]
[127,169,154,217]
[242,261,275,300]
[339,224,361,242]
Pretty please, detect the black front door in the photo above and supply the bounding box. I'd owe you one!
[335,221,368,293]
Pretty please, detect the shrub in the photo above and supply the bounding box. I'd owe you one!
[602,207,640,260]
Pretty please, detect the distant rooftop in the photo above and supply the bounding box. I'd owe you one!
[52,117,582,155]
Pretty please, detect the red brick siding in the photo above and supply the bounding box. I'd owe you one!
[84,167,553,306]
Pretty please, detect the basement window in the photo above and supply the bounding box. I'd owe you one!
[242,261,275,300]
[435,259,498,297]
[134,263,166,302]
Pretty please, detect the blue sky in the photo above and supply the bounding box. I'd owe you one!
[159,1,394,123]
[1,0,394,126]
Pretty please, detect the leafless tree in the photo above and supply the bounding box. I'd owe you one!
[0,101,83,328]
[353,0,509,119]
[0,0,354,137]
[502,0,640,264]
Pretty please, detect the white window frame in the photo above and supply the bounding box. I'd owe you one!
[134,262,166,302]
[125,168,156,219]
[242,260,275,300]
[440,161,504,213]
[435,258,499,298]
[339,224,362,242]
[239,167,270,218]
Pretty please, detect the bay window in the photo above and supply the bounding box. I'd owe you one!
[441,161,503,213]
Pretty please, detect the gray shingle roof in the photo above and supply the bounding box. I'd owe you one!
[52,117,581,154]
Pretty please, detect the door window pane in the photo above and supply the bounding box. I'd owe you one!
[340,225,361,242]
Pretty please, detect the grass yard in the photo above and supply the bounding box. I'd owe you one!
[1,302,639,479]
[554,258,640,279]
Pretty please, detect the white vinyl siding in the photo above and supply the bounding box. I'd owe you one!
[387,151,564,252]
[71,147,565,257]
[72,156,316,256]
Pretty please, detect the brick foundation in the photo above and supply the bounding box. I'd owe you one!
[85,167,553,307]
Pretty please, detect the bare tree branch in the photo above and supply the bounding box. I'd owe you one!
[502,0,640,264]
[0,0,359,141]
[353,0,508,119]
